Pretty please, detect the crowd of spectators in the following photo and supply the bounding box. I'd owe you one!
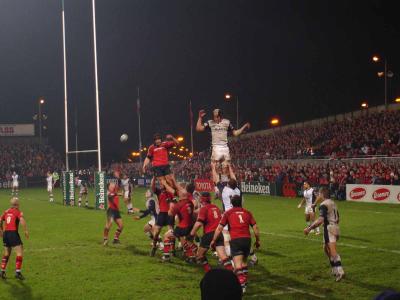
[0,143,64,180]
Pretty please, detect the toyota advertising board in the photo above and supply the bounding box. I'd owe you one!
[346,184,400,204]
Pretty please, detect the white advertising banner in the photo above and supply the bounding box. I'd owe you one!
[0,124,35,136]
[346,184,400,204]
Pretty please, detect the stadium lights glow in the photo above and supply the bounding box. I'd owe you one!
[270,118,280,126]
[189,152,193,156]
[361,102,368,109]
[39,99,45,104]
[177,136,184,142]
[131,152,140,157]
[395,98,400,103]
[372,55,380,62]
[224,93,232,100]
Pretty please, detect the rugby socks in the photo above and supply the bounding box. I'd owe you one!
[333,254,344,274]
[162,238,172,259]
[127,203,133,212]
[49,193,54,202]
[236,268,247,288]
[197,256,211,273]
[103,228,110,240]
[15,256,23,273]
[114,228,122,241]
[222,258,233,271]
[242,266,249,285]
[1,256,9,271]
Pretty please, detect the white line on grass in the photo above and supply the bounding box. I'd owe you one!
[248,287,325,298]
[261,231,400,254]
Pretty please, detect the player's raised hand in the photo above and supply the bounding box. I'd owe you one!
[198,110,206,118]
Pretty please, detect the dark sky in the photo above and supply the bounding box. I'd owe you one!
[0,0,399,165]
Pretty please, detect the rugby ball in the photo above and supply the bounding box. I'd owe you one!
[120,134,128,143]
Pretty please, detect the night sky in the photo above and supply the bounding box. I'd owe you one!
[0,0,399,165]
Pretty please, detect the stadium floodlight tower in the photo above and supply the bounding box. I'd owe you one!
[61,0,105,209]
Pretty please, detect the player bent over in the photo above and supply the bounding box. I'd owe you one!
[103,182,123,246]
[298,181,320,235]
[190,192,232,272]
[304,187,344,281]
[0,197,29,280]
[211,195,260,293]
[121,174,134,214]
[46,171,54,202]
[164,187,197,262]
[133,189,159,242]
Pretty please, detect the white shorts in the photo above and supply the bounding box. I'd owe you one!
[47,186,53,193]
[324,225,340,243]
[12,183,18,188]
[124,190,130,199]
[305,206,315,215]
[148,218,155,227]
[211,145,230,162]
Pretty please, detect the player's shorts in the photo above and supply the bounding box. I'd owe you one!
[123,190,131,199]
[47,186,53,193]
[80,187,88,195]
[152,165,171,177]
[305,205,315,214]
[3,231,22,248]
[173,226,193,238]
[324,224,340,244]
[200,231,224,249]
[12,183,18,188]
[230,237,251,258]
[156,212,174,227]
[211,145,231,162]
[107,208,121,220]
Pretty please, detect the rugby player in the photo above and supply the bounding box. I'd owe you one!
[76,176,89,207]
[121,174,134,214]
[196,108,250,181]
[304,187,344,281]
[133,189,159,242]
[11,171,19,197]
[103,181,123,245]
[0,197,29,280]
[46,171,54,202]
[298,181,320,235]
[190,192,232,272]
[143,133,179,190]
[211,195,260,293]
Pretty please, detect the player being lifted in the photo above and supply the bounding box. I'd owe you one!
[304,187,344,281]
[76,176,89,207]
[211,195,260,293]
[0,197,29,280]
[103,180,124,245]
[121,174,134,214]
[196,108,250,181]
[143,133,179,190]
[190,192,232,273]
[11,171,19,197]
[133,189,159,242]
[298,181,320,235]
[46,171,54,202]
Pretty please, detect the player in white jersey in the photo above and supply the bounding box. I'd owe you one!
[304,187,344,281]
[76,177,89,207]
[46,172,54,202]
[297,181,320,235]
[196,108,250,181]
[133,189,159,242]
[11,172,19,196]
[121,174,134,214]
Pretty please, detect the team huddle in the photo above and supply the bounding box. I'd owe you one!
[1,108,344,288]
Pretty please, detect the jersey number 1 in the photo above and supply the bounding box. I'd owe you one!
[238,214,244,224]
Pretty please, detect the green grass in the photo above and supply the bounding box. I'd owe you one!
[0,187,399,300]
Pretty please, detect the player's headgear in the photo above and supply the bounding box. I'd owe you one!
[186,182,195,194]
[200,192,211,205]
[213,108,223,118]
[153,133,162,141]
[231,195,242,207]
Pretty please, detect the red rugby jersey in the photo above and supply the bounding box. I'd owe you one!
[171,199,194,228]
[107,192,120,210]
[147,141,175,167]
[220,207,256,240]
[155,188,174,213]
[1,208,23,231]
[197,203,222,234]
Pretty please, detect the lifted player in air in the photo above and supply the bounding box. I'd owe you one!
[149,177,175,258]
[133,189,159,243]
[103,181,123,246]
[211,195,260,293]
[76,176,89,207]
[121,173,134,214]
[196,108,250,181]
[298,181,320,235]
[46,171,54,202]
[304,187,344,282]
[143,133,179,190]
[0,197,29,280]
[164,185,197,262]
[190,192,232,273]
[11,171,19,197]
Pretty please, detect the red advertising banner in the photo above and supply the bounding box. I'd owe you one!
[194,179,215,192]
[346,184,400,204]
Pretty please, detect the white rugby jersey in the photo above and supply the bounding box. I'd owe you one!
[12,174,18,184]
[319,199,339,226]
[46,175,53,187]
[204,119,234,147]
[221,186,241,212]
[121,178,130,192]
[303,188,314,206]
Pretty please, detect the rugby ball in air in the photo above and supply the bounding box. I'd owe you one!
[120,134,128,143]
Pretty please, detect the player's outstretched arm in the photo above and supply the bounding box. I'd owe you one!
[232,122,250,136]
[142,157,150,174]
[20,216,29,239]
[196,110,206,132]
[252,224,261,249]
[304,216,323,235]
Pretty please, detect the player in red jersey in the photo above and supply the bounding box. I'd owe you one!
[190,192,232,273]
[163,186,197,262]
[143,133,179,190]
[150,177,176,257]
[0,197,29,280]
[103,181,124,246]
[211,195,260,293]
